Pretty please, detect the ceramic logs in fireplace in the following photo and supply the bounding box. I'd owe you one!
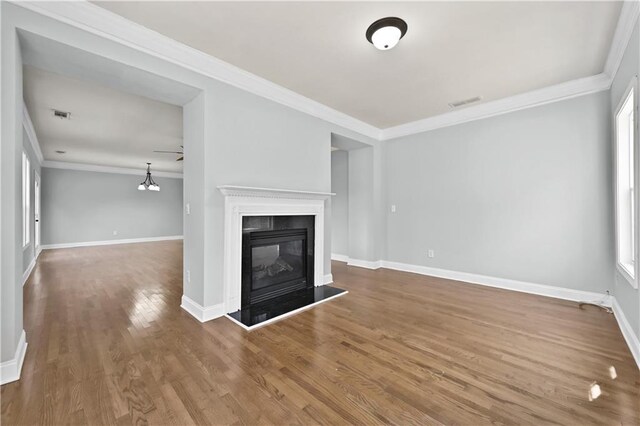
[241,215,314,308]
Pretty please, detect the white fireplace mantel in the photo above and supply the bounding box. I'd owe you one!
[218,185,334,200]
[218,185,334,313]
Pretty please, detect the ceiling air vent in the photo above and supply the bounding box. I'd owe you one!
[448,96,482,109]
[52,109,71,120]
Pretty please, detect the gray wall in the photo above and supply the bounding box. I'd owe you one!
[206,81,335,306]
[1,2,25,362]
[22,128,41,272]
[611,20,639,339]
[41,168,183,245]
[385,91,613,294]
[331,150,348,256]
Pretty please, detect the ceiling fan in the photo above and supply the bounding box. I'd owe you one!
[154,146,183,161]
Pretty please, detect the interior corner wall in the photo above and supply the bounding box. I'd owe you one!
[610,19,640,339]
[1,1,24,363]
[384,90,614,294]
[40,168,183,245]
[182,92,206,306]
[373,142,387,262]
[22,128,41,272]
[331,150,349,257]
[348,146,377,262]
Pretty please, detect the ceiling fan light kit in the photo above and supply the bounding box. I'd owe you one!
[366,17,408,50]
[138,163,160,191]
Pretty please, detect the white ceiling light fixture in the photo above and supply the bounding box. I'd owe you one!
[366,17,408,51]
[138,162,160,191]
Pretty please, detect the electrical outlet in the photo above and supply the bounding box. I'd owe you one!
[186,270,191,283]
[428,250,435,258]
[113,230,118,236]
[391,205,397,213]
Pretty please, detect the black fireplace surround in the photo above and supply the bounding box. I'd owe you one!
[241,216,314,308]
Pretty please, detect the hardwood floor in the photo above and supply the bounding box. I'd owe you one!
[2,240,638,425]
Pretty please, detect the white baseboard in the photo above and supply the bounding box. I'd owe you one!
[22,257,36,287]
[331,254,383,270]
[0,330,27,385]
[331,253,349,263]
[323,274,333,285]
[180,295,225,323]
[612,298,640,370]
[380,260,609,305]
[41,235,183,250]
[347,258,382,270]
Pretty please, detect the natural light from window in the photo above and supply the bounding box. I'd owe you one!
[615,84,636,287]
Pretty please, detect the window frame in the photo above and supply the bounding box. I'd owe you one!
[22,151,31,249]
[614,77,638,288]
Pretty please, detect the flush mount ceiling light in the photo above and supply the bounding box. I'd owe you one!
[138,162,160,191]
[366,17,407,50]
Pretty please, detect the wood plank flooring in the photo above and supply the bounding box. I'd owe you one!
[2,240,638,425]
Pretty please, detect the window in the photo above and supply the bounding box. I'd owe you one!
[22,152,30,248]
[615,82,636,287]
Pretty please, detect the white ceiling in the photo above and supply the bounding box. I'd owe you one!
[20,29,201,107]
[94,1,622,128]
[24,65,184,173]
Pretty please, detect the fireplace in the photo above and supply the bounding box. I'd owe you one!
[218,186,347,329]
[242,216,314,307]
[218,186,342,326]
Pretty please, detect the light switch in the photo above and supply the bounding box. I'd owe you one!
[391,205,397,213]
[186,203,191,215]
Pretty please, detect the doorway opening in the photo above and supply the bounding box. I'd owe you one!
[18,29,199,366]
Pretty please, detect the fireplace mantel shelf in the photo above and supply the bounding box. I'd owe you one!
[218,185,335,200]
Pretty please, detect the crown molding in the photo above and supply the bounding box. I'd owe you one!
[380,2,640,141]
[10,1,635,143]
[22,103,44,165]
[381,73,612,140]
[12,1,381,140]
[604,0,640,80]
[42,160,183,179]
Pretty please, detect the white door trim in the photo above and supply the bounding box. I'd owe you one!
[34,171,41,254]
